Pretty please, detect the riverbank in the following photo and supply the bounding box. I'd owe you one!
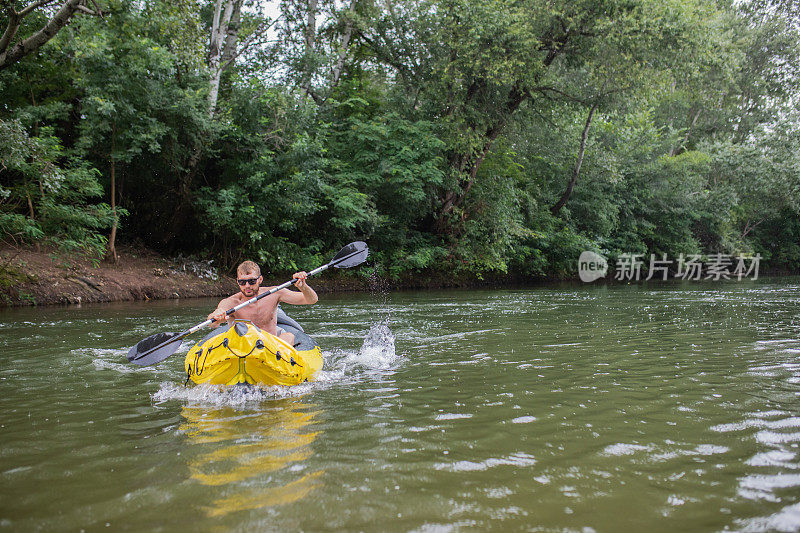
[0,245,384,307]
[0,245,234,307]
[0,244,527,307]
[4,244,788,307]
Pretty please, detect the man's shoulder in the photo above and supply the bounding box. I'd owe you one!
[222,293,242,305]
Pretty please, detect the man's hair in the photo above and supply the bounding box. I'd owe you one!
[237,260,261,277]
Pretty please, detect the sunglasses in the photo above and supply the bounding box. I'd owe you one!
[237,277,260,286]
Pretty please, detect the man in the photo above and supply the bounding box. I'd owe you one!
[207,260,318,346]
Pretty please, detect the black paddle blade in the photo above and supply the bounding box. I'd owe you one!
[330,241,369,268]
[127,332,183,367]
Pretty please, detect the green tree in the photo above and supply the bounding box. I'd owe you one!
[72,2,197,261]
[0,0,104,71]
[0,118,114,255]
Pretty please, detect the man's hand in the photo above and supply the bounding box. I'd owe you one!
[293,271,309,290]
[208,309,227,324]
[282,271,318,305]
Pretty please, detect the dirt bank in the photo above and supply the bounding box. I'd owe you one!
[0,245,233,307]
[0,245,374,307]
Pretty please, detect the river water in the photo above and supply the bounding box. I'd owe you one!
[1,279,800,531]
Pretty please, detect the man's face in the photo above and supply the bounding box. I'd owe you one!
[237,272,262,297]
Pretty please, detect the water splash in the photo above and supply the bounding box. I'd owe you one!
[145,321,399,408]
[350,322,398,369]
[152,381,320,407]
[367,265,393,324]
[150,360,353,407]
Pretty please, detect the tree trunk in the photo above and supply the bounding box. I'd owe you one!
[106,124,118,263]
[26,192,35,220]
[551,101,599,216]
[26,190,40,252]
[167,0,242,248]
[0,11,21,59]
[192,0,241,170]
[432,33,569,235]
[669,107,701,157]
[299,0,318,100]
[0,0,86,71]
[190,0,240,184]
[741,217,765,239]
[106,158,118,263]
[435,86,529,234]
[331,0,357,88]
[221,0,241,64]
[207,0,237,117]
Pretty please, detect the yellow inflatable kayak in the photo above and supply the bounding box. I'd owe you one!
[184,310,322,386]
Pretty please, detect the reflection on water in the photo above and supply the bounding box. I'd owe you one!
[180,398,323,517]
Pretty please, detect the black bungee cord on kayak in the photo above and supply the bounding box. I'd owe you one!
[186,332,302,385]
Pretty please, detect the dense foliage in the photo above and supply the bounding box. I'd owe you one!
[1,0,798,279]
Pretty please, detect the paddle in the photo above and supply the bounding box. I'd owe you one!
[127,241,369,367]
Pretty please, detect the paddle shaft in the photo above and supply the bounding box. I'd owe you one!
[185,260,333,335]
[135,247,361,359]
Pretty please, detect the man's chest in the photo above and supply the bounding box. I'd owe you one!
[232,296,277,320]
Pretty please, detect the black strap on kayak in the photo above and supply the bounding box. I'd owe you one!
[192,343,217,379]
[188,337,287,381]
[273,351,301,367]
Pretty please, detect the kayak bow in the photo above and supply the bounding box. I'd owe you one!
[184,309,322,386]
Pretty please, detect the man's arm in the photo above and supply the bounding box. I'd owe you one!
[278,271,318,305]
[207,296,235,326]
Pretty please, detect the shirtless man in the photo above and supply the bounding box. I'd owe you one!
[207,260,318,346]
